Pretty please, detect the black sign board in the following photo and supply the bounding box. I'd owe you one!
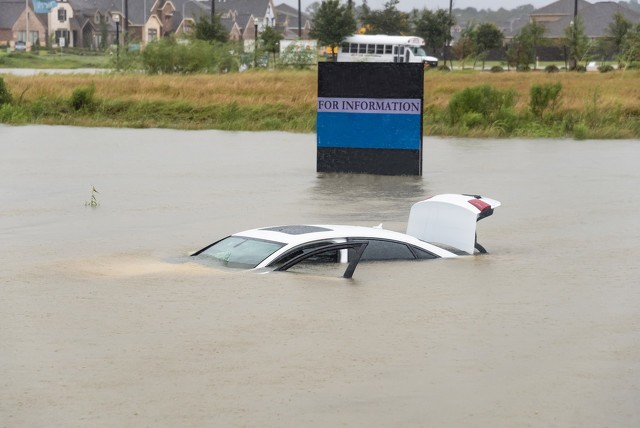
[317,62,424,176]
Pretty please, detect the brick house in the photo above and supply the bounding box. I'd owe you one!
[0,0,48,48]
[1,0,311,50]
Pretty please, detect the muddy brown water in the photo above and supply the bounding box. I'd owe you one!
[1,125,639,427]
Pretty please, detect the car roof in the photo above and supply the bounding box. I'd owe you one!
[231,224,454,256]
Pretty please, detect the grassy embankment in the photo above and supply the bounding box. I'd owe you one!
[0,50,110,69]
[1,68,640,138]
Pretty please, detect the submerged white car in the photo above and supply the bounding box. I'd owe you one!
[192,194,501,278]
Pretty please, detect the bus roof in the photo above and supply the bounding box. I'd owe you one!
[342,34,425,46]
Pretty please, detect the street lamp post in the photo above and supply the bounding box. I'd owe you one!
[113,13,120,60]
[254,18,259,68]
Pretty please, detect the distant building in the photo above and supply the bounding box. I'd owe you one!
[506,0,640,40]
[0,0,47,49]
[0,0,311,49]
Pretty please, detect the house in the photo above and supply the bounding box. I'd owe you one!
[507,0,640,40]
[1,0,310,50]
[273,2,310,40]
[149,0,310,42]
[58,0,124,48]
[0,0,48,49]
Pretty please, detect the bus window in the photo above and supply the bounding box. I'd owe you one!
[349,43,357,53]
[411,46,428,56]
[341,42,349,53]
[358,44,366,54]
[385,45,392,54]
[376,45,383,54]
[405,50,410,62]
[367,44,375,54]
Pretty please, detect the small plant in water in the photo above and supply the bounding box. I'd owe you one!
[85,186,100,207]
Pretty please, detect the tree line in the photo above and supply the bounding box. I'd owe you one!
[110,0,640,73]
[309,0,640,69]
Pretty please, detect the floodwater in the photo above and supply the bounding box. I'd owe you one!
[1,125,639,427]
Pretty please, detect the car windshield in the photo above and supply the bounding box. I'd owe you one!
[197,236,285,269]
[411,46,427,57]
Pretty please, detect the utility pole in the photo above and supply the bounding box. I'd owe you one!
[444,0,452,68]
[25,0,29,50]
[211,0,215,21]
[298,0,301,38]
[571,0,578,69]
[124,0,129,44]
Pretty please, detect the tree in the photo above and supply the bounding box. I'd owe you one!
[526,21,546,70]
[452,22,477,69]
[606,12,632,60]
[563,14,589,69]
[309,0,356,60]
[412,8,454,59]
[475,22,503,70]
[355,0,371,26]
[306,1,321,18]
[194,14,228,43]
[260,26,283,66]
[621,22,640,65]
[506,21,546,70]
[361,0,408,35]
[99,19,109,50]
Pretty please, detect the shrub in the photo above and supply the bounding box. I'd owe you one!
[437,65,451,71]
[490,65,504,73]
[598,64,614,73]
[108,47,141,71]
[0,77,12,105]
[530,82,562,118]
[70,83,95,110]
[0,103,28,122]
[278,44,315,69]
[573,122,588,140]
[516,64,530,72]
[544,64,559,73]
[574,65,587,72]
[461,112,484,128]
[142,37,238,74]
[448,84,517,125]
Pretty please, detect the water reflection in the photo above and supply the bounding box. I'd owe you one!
[310,173,429,224]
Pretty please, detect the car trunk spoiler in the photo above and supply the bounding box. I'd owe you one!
[406,194,501,255]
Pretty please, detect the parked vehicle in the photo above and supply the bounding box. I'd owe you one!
[337,34,438,67]
[14,41,26,51]
[191,194,500,278]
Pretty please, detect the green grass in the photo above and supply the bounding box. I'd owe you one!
[0,50,110,69]
[2,69,640,138]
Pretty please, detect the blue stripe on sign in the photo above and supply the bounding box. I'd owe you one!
[317,112,422,150]
[318,97,421,115]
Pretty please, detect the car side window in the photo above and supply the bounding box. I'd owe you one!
[349,239,415,261]
[269,241,339,268]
